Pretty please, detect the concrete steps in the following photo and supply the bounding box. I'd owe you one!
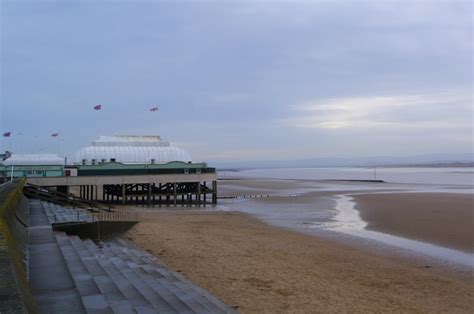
[89,239,194,313]
[68,236,136,313]
[28,200,86,314]
[98,243,192,313]
[41,201,93,225]
[54,233,113,313]
[54,234,234,313]
[28,199,234,314]
[100,239,230,314]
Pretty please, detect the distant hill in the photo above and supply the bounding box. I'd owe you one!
[210,153,474,170]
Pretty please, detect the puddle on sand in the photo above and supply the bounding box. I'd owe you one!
[315,195,474,267]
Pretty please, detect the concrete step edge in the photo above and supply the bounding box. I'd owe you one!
[101,245,194,314]
[94,254,152,308]
[53,232,109,312]
[107,257,178,314]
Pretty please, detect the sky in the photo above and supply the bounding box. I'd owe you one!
[1,0,472,162]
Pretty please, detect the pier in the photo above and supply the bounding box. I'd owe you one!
[26,172,218,206]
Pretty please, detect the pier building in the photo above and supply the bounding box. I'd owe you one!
[1,135,217,205]
[0,154,65,178]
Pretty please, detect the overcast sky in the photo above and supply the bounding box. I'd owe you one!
[1,0,472,162]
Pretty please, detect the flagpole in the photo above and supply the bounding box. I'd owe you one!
[52,133,60,155]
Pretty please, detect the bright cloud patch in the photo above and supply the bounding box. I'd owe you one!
[286,91,472,130]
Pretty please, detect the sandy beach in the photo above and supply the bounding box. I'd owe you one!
[122,177,474,313]
[354,193,474,253]
[126,209,473,313]
[219,179,473,253]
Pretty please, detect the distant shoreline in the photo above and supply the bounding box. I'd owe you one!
[368,162,474,168]
[217,162,474,172]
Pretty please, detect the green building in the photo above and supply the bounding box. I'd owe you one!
[0,154,65,178]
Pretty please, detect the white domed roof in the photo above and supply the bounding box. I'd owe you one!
[72,135,192,164]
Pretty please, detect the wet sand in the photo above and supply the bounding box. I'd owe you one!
[353,193,474,253]
[127,210,473,313]
[218,179,312,197]
[220,180,473,254]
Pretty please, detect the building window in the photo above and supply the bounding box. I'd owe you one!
[26,170,45,177]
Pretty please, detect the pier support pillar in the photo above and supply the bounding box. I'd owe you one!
[173,183,177,206]
[148,183,152,206]
[122,184,126,204]
[57,185,69,195]
[197,183,201,205]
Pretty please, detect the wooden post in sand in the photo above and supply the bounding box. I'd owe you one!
[122,184,126,204]
[212,181,217,204]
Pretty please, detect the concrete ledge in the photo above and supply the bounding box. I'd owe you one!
[53,221,138,240]
[0,179,38,313]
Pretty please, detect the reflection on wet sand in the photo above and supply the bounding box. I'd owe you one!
[218,177,474,268]
[325,195,473,267]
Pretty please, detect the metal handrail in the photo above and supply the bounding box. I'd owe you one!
[91,210,138,222]
[24,183,113,212]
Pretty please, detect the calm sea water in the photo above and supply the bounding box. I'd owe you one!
[218,167,474,266]
[220,167,474,186]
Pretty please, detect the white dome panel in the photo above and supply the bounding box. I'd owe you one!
[72,135,192,164]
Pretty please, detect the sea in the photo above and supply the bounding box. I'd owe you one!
[217,166,474,268]
[219,167,474,186]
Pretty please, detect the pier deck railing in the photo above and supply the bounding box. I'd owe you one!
[24,183,113,212]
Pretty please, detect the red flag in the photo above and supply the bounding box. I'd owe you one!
[149,106,159,112]
[51,133,59,137]
[93,104,102,110]
[3,132,11,137]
